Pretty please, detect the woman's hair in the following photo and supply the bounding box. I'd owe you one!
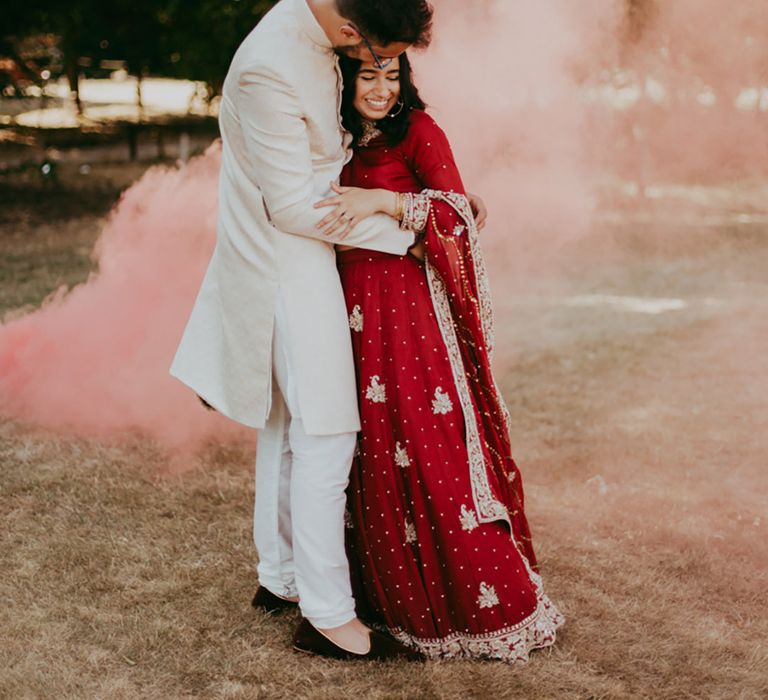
[335,0,433,48]
[339,52,426,147]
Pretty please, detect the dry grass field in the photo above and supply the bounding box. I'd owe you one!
[1,164,767,699]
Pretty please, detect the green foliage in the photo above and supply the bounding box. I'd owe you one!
[1,0,278,95]
[163,1,277,93]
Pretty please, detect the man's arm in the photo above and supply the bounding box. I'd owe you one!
[238,63,413,255]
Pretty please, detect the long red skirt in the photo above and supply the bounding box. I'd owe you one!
[337,248,564,662]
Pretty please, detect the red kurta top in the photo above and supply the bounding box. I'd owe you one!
[341,109,466,196]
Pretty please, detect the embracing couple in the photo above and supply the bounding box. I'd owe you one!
[171,0,563,662]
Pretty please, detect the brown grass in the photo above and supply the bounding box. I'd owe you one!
[1,170,767,699]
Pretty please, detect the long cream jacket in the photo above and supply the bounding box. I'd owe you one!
[170,0,412,433]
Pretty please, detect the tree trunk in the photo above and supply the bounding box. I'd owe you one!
[156,128,165,159]
[128,125,139,161]
[66,57,82,115]
[136,74,144,120]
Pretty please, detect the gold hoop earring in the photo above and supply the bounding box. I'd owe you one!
[388,100,405,118]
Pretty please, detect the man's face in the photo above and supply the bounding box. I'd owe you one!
[334,24,411,66]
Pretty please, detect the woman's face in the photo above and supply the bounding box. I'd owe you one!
[353,56,401,121]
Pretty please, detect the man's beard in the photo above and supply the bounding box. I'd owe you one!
[334,43,364,59]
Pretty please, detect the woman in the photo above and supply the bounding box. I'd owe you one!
[314,53,564,662]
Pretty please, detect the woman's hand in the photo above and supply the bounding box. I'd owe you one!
[408,242,425,261]
[315,184,397,239]
[466,192,488,230]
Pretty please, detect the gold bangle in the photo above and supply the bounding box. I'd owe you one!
[395,192,404,221]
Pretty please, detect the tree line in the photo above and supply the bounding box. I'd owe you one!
[2,1,277,109]
[5,0,763,113]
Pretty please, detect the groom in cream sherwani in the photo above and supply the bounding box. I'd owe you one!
[172,0,481,660]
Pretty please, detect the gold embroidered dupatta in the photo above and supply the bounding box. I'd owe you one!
[405,190,538,569]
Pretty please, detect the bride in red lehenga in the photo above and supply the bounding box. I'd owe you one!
[315,53,564,662]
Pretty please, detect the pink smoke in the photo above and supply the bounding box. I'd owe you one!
[414,0,618,270]
[0,143,246,450]
[1,0,767,450]
[602,0,768,184]
[418,0,768,263]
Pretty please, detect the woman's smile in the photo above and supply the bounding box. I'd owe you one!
[364,96,393,111]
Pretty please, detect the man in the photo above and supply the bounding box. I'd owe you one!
[171,0,485,660]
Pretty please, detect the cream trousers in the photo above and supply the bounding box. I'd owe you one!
[253,289,357,628]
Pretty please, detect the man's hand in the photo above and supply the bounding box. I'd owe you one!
[467,192,488,230]
[314,184,392,239]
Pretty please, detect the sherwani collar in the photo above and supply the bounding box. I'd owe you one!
[294,0,334,50]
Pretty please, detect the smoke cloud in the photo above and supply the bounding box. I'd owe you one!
[415,0,617,265]
[1,0,766,451]
[0,145,246,450]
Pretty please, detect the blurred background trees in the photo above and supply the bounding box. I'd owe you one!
[3,0,766,111]
[0,0,277,110]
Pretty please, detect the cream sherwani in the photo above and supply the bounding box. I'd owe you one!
[170,0,412,434]
[170,0,413,628]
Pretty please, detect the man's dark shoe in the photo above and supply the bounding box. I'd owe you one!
[251,587,299,614]
[292,618,425,661]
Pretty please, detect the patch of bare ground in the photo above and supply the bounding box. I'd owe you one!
[1,169,767,697]
[0,160,157,317]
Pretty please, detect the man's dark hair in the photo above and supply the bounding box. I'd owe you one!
[339,52,426,147]
[336,0,434,48]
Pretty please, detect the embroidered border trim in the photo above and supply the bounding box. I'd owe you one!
[401,192,431,233]
[388,588,565,663]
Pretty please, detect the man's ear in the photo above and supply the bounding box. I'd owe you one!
[339,24,359,42]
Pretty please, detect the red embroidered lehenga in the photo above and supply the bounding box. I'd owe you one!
[337,110,564,662]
